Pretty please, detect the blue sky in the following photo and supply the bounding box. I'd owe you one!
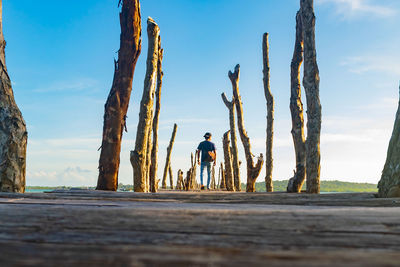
[4,0,400,186]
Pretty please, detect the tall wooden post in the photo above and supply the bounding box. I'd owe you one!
[287,10,306,193]
[131,17,160,192]
[378,86,400,198]
[229,65,264,192]
[223,131,235,191]
[149,36,163,193]
[301,0,322,194]
[221,93,241,191]
[262,33,274,193]
[97,0,142,191]
[0,0,27,193]
[162,123,178,189]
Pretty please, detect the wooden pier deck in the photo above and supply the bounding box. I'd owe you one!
[0,190,399,266]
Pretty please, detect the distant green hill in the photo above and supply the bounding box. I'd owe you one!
[27,180,378,193]
[241,180,378,193]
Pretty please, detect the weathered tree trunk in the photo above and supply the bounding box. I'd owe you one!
[185,169,192,191]
[97,0,142,191]
[168,164,173,189]
[210,164,216,190]
[287,11,307,193]
[161,123,177,189]
[130,18,159,193]
[301,0,322,194]
[149,36,163,193]
[176,169,184,190]
[223,131,235,191]
[220,162,226,189]
[0,0,27,193]
[221,93,241,191]
[229,65,264,192]
[262,33,274,193]
[378,86,400,198]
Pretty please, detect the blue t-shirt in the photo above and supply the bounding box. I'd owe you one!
[197,140,216,162]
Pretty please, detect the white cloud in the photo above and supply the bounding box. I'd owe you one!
[27,166,96,187]
[341,55,400,76]
[317,0,396,18]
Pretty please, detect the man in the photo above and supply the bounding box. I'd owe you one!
[196,132,216,190]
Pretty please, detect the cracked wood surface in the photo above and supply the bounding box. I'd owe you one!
[0,191,399,266]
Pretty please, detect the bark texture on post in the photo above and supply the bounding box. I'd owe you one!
[168,164,173,189]
[176,169,184,190]
[149,36,163,193]
[262,33,274,193]
[223,131,235,191]
[161,123,178,189]
[210,165,216,190]
[229,64,264,192]
[220,162,226,189]
[131,17,159,193]
[97,0,142,191]
[378,86,400,198]
[221,93,241,191]
[287,11,307,193]
[0,1,27,193]
[301,0,322,194]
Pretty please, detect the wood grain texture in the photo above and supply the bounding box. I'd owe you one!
[300,0,322,194]
[162,124,177,189]
[262,33,274,193]
[221,93,241,191]
[97,0,141,191]
[0,191,399,266]
[229,65,264,192]
[0,0,27,193]
[288,10,306,193]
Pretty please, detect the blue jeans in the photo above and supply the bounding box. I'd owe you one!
[200,162,212,188]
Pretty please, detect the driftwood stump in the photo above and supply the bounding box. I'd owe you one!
[221,93,241,191]
[0,0,27,193]
[220,162,226,189]
[287,10,306,193]
[223,131,235,191]
[162,124,177,189]
[229,64,264,192]
[131,17,160,193]
[378,86,400,198]
[168,164,173,189]
[97,0,141,191]
[262,33,274,193]
[176,169,184,190]
[210,165,216,190]
[301,0,322,194]
[149,36,163,193]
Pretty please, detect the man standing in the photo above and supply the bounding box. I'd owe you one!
[196,132,217,190]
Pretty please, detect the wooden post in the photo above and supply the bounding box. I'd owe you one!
[131,17,160,193]
[97,0,142,191]
[0,0,27,193]
[221,93,241,191]
[301,0,322,194]
[223,131,235,191]
[168,164,174,189]
[287,10,307,193]
[210,164,216,190]
[229,65,264,192]
[378,85,400,198]
[176,169,184,190]
[220,162,226,189]
[149,36,164,193]
[262,33,274,193]
[161,123,178,189]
